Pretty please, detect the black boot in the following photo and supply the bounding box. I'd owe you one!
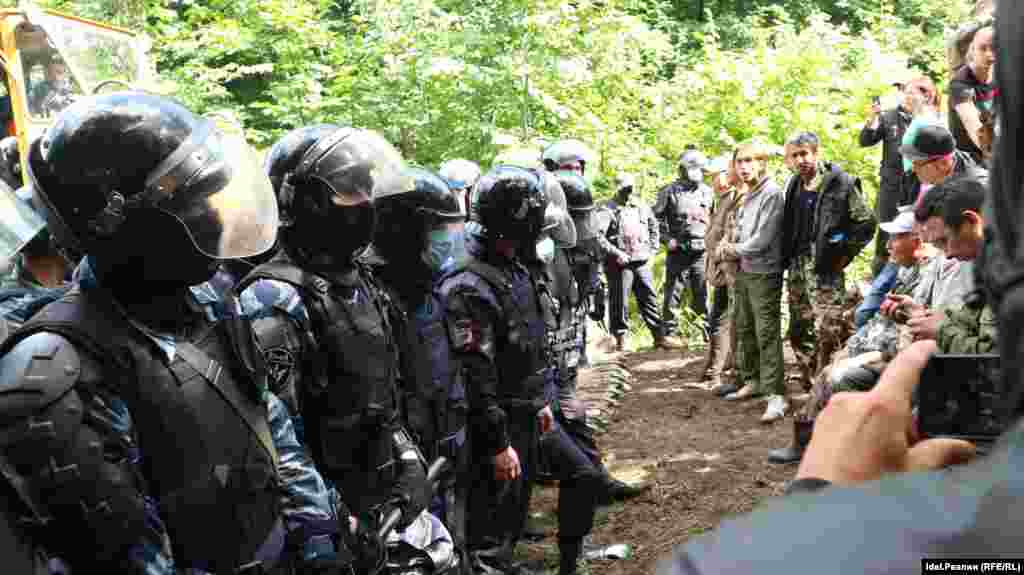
[767,419,813,464]
[559,537,584,575]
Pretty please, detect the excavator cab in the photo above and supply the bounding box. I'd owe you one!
[0,4,156,188]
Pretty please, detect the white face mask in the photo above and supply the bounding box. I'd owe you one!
[535,236,556,263]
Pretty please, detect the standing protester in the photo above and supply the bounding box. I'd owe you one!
[438,166,554,575]
[439,158,482,216]
[0,93,345,573]
[237,125,439,572]
[949,25,997,165]
[602,173,664,351]
[654,149,713,344]
[859,80,914,274]
[716,142,787,422]
[701,156,742,388]
[781,132,877,394]
[369,166,467,572]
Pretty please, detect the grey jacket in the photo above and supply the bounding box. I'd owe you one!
[733,178,784,274]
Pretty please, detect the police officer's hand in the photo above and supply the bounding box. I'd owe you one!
[494,446,521,481]
[796,341,976,486]
[343,514,385,573]
[668,239,678,252]
[538,405,555,434]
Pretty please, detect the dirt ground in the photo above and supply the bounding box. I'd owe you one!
[518,346,806,574]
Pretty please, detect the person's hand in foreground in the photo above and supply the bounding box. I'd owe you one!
[796,340,976,486]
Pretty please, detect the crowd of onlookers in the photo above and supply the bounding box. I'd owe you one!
[592,0,997,462]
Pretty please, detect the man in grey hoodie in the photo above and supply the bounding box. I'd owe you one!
[717,141,787,423]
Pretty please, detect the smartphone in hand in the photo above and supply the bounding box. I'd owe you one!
[916,354,1004,448]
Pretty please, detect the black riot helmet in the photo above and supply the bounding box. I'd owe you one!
[553,169,603,242]
[265,125,406,268]
[374,166,462,265]
[471,165,549,244]
[25,92,278,287]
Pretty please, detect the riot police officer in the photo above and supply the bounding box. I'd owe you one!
[438,166,555,575]
[235,125,436,567]
[368,166,468,572]
[0,92,342,573]
[439,158,482,216]
[654,149,714,343]
[535,171,638,575]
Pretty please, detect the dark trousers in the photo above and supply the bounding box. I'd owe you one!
[606,260,661,338]
[707,284,730,339]
[466,409,538,567]
[662,249,708,337]
[541,416,603,541]
[430,435,469,571]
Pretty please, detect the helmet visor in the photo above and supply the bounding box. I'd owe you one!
[307,129,406,207]
[0,181,46,261]
[147,121,279,259]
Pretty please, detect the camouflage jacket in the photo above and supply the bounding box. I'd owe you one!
[936,301,997,354]
[704,188,742,288]
[846,255,931,358]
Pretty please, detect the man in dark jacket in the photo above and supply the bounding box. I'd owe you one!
[781,132,877,393]
[859,83,914,274]
[653,149,713,344]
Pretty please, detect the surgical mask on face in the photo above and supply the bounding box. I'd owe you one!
[535,236,556,263]
[424,228,467,274]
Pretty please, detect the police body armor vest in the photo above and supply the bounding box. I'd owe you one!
[415,290,467,460]
[668,181,711,243]
[569,237,602,301]
[2,286,281,573]
[240,255,401,483]
[543,249,585,378]
[0,314,49,575]
[445,257,549,410]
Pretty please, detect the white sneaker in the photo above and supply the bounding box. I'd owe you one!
[760,395,790,423]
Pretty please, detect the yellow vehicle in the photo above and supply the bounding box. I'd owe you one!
[0,4,155,189]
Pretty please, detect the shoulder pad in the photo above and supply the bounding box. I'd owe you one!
[0,332,80,426]
[438,271,501,313]
[239,278,310,325]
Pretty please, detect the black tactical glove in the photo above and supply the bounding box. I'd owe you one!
[343,514,385,574]
[390,455,431,530]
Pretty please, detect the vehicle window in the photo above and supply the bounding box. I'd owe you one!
[16,23,83,120]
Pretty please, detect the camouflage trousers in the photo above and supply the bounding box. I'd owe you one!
[797,349,887,421]
[787,254,846,388]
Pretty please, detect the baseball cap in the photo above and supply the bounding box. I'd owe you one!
[899,122,954,165]
[879,208,916,235]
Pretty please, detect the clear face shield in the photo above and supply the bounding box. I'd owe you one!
[0,182,46,262]
[137,119,280,259]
